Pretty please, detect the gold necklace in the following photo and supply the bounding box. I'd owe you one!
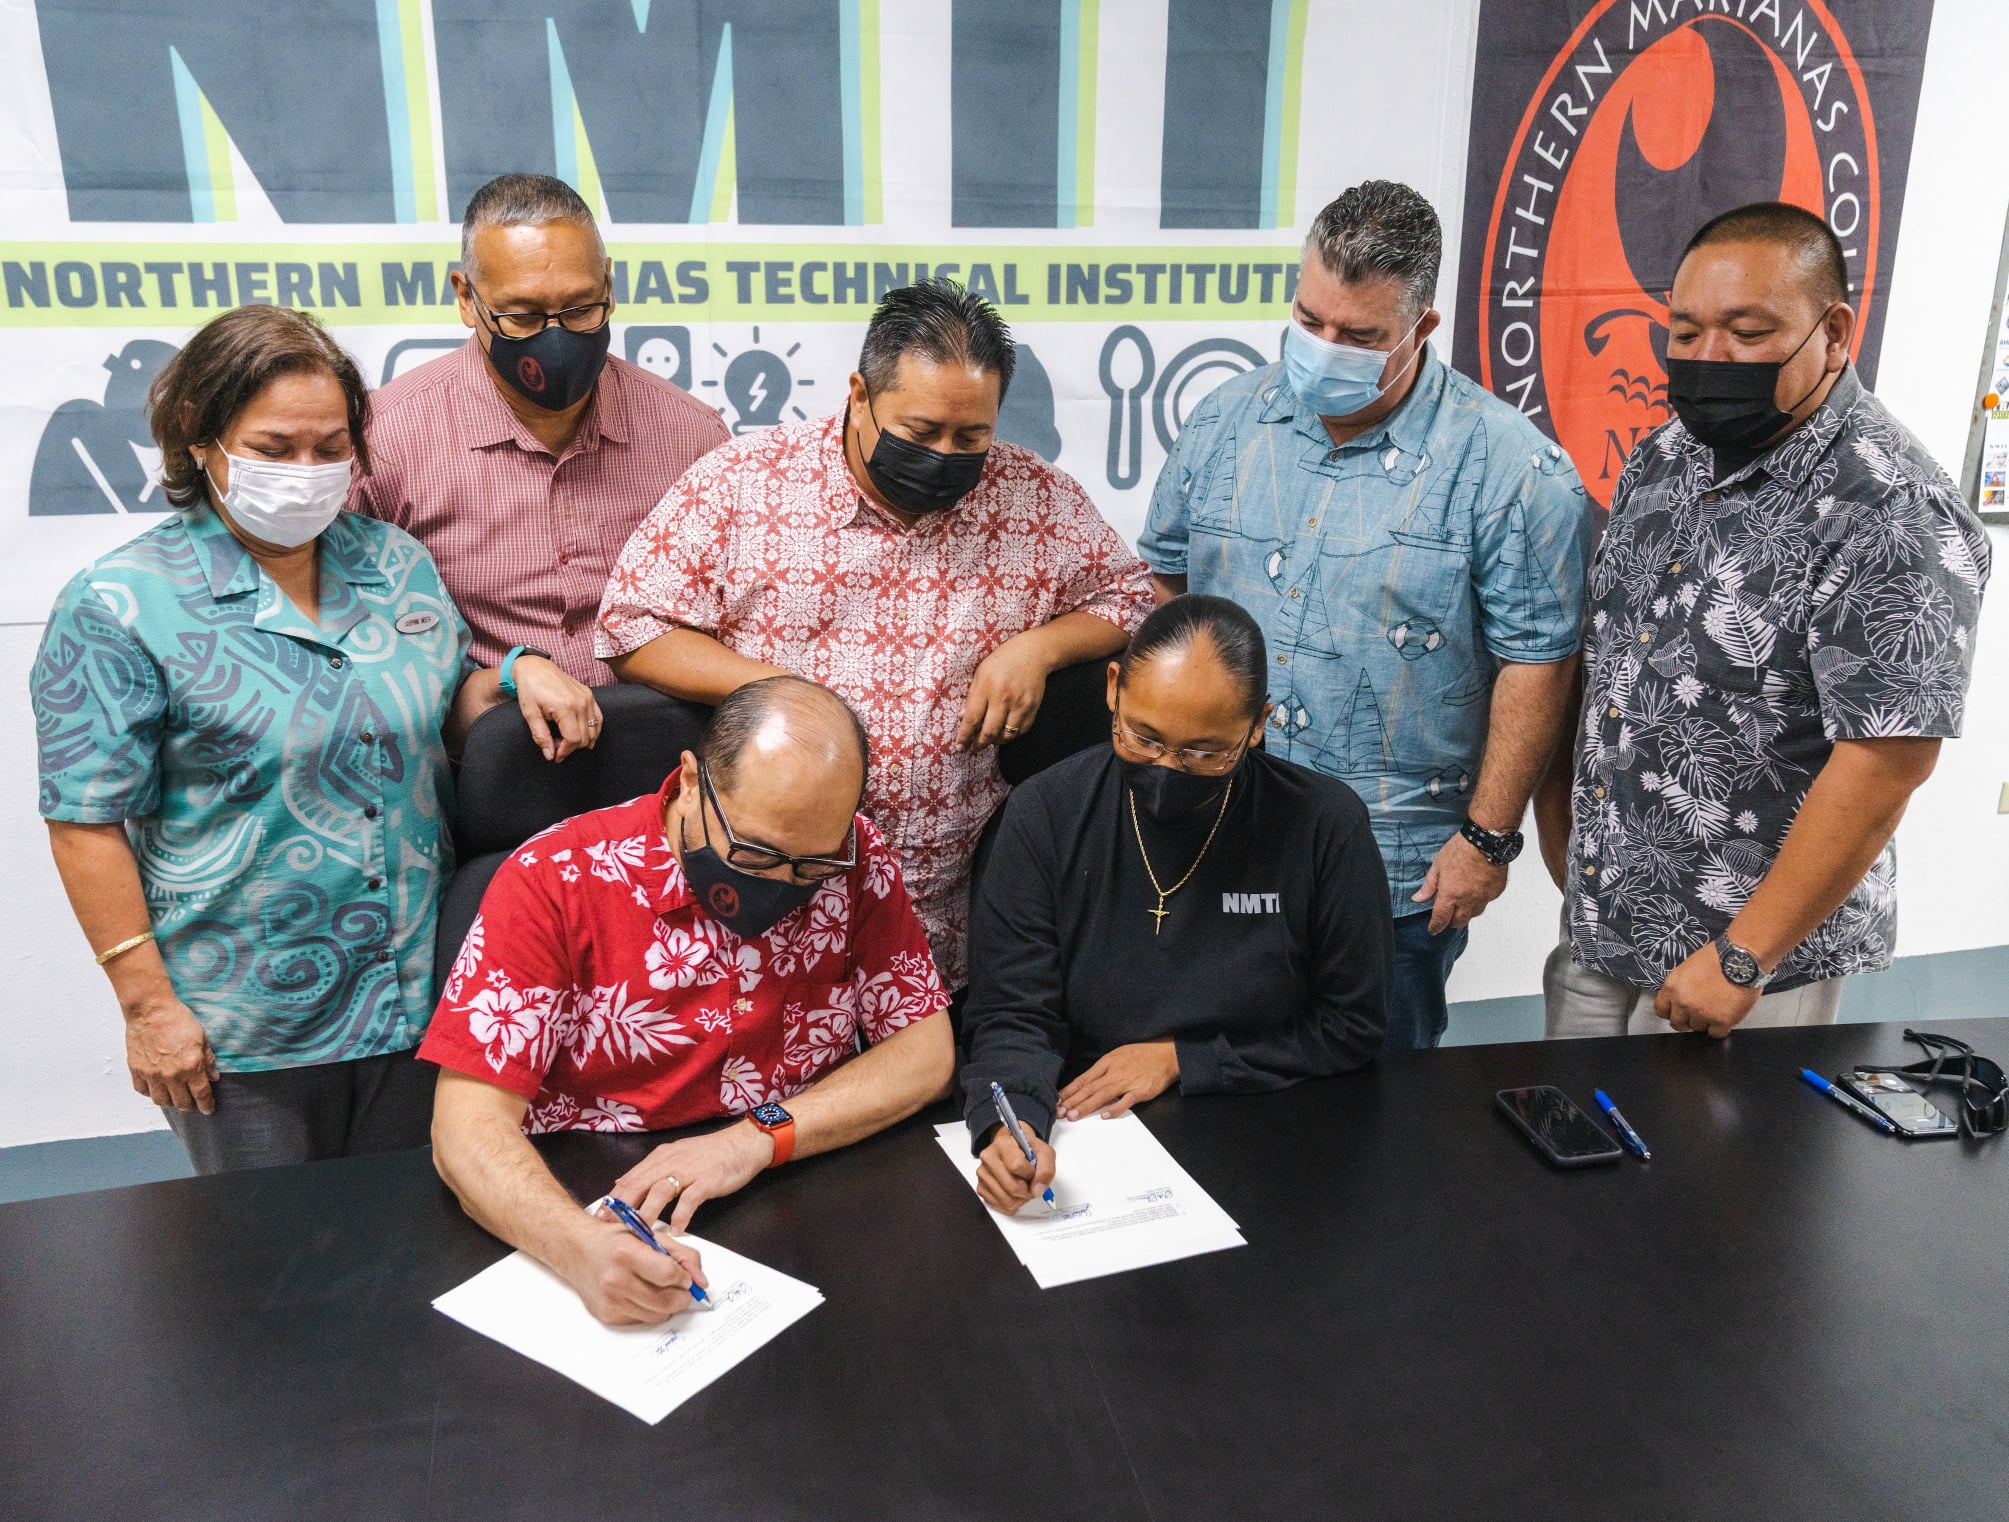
[1128,778,1234,935]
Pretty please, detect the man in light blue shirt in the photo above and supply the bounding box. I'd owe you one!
[1141,180,1590,1048]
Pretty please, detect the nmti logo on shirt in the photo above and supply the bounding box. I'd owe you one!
[1221,892,1281,914]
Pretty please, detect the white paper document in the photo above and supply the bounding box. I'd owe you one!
[433,1233,822,1424]
[934,1112,1245,1288]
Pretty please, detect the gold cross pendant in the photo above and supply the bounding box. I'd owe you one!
[1148,900,1170,935]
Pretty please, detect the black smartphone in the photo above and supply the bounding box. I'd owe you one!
[1838,1071,1961,1139]
[1496,1086,1624,1167]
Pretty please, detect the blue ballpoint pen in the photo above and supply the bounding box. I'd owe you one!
[599,1194,713,1310]
[1593,1089,1651,1160]
[990,1081,1058,1213]
[1799,1068,1899,1136]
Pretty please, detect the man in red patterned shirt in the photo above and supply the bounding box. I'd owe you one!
[353,174,727,760]
[424,676,951,1325]
[598,282,1153,987]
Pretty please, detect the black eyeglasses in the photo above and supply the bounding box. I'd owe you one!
[697,760,856,883]
[469,284,612,340]
[1861,1029,2008,1138]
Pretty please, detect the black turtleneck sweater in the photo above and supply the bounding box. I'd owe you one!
[960,745,1392,1147]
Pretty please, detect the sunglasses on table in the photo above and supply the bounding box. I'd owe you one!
[1854,1029,2008,1138]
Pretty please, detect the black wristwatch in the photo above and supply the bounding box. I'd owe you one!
[1459,817,1524,866]
[1713,933,1773,990]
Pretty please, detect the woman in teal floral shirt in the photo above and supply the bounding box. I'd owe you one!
[33,305,599,1172]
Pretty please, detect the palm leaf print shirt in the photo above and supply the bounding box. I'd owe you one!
[1566,368,1990,992]
[1140,351,1591,902]
[33,506,472,1069]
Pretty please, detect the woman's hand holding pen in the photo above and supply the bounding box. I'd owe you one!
[975,1126,1056,1216]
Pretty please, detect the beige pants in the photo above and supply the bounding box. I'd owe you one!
[1543,926,1843,1039]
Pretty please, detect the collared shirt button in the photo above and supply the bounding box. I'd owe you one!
[1289,588,1301,600]
[364,804,380,820]
[1669,561,1682,574]
[1326,449,1341,463]
[367,875,384,890]
[1584,865,1598,877]
[1637,630,1652,644]
[1607,706,1620,718]
[1594,786,1606,799]
[360,730,376,745]
[1305,516,1318,528]
[376,948,393,963]
[330,654,346,670]
[558,551,572,566]
[1277,654,1290,666]
[1704,491,1719,503]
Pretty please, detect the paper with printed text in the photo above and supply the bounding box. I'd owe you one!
[433,1232,822,1424]
[934,1112,1244,1288]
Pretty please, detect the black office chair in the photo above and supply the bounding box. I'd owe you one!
[995,654,1113,787]
[434,685,712,1000]
[960,657,1115,1029]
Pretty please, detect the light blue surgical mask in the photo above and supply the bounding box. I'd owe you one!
[1282,313,1426,419]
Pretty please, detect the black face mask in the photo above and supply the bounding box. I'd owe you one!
[1664,318,1830,454]
[484,321,611,412]
[1119,756,1240,826]
[678,821,820,939]
[861,396,988,514]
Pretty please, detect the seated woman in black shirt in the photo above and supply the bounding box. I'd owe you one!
[961,595,1392,1214]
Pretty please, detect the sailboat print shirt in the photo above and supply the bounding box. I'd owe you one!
[1564,367,1989,992]
[1140,351,1590,904]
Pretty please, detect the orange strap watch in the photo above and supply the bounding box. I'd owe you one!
[747,1102,796,1167]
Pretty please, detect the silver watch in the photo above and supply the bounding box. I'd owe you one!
[1712,933,1772,990]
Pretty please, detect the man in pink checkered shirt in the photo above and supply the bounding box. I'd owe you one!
[598,282,1152,989]
[353,174,727,760]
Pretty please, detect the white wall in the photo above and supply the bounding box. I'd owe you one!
[0,623,169,1145]
[7,0,2009,1146]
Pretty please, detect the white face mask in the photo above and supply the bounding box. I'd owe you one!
[203,450,351,548]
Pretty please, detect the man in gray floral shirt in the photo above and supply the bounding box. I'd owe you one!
[1542,203,1989,1039]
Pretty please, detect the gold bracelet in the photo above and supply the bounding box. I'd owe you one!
[94,930,156,967]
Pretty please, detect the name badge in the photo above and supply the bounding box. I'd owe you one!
[395,610,441,635]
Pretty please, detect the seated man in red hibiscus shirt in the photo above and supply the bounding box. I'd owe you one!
[423,675,952,1325]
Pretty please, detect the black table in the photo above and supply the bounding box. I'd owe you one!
[3,1021,2004,1521]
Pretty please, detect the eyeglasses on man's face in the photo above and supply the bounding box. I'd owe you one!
[1110,716,1253,776]
[470,285,613,340]
[697,760,856,884]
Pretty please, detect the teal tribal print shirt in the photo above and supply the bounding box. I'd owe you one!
[33,505,472,1070]
[1140,351,1591,902]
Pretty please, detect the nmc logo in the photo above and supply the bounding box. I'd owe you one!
[1453,0,1935,509]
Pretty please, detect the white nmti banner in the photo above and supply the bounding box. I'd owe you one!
[0,0,1480,623]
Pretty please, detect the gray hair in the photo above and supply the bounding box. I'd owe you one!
[460,173,605,279]
[1302,180,1443,321]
